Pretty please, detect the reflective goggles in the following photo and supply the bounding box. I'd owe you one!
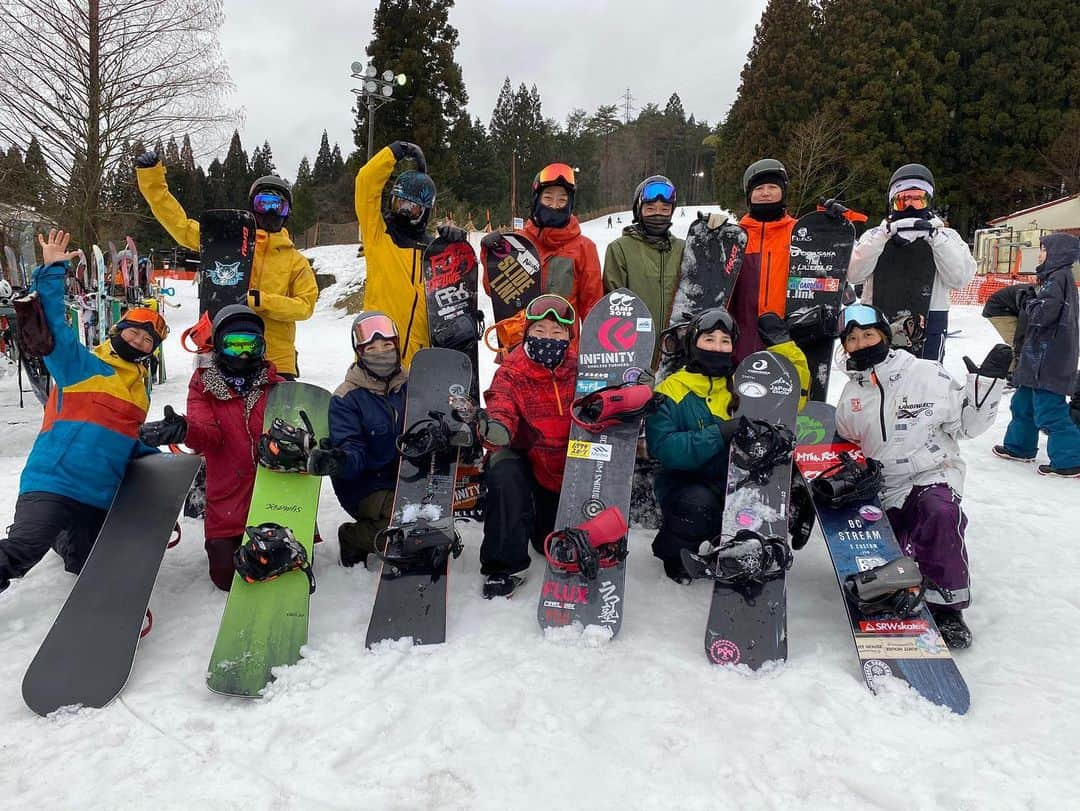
[220,332,265,357]
[525,293,576,325]
[890,190,930,211]
[119,307,169,341]
[640,179,676,205]
[535,163,576,189]
[391,197,424,218]
[839,304,883,332]
[353,313,398,346]
[252,192,290,217]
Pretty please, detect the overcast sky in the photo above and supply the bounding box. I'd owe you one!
[217,0,768,181]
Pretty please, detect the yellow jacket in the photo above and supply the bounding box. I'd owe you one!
[354,146,428,365]
[136,163,318,376]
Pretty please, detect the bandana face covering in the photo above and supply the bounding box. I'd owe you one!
[524,336,569,370]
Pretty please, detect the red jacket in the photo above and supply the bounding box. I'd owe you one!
[184,365,286,539]
[483,344,578,493]
[523,216,604,322]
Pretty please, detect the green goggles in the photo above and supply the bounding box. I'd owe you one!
[220,332,265,357]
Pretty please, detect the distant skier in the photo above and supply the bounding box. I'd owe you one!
[0,230,166,595]
[847,163,976,362]
[645,308,809,583]
[993,233,1080,477]
[834,303,1010,647]
[607,216,613,229]
[139,305,286,590]
[136,152,317,379]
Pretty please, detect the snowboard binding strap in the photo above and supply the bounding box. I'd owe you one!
[431,310,485,351]
[258,410,316,473]
[731,418,795,486]
[543,506,629,580]
[396,411,474,461]
[180,311,213,354]
[693,529,793,584]
[843,556,926,618]
[374,517,464,579]
[234,523,316,594]
[809,451,884,508]
[570,383,659,432]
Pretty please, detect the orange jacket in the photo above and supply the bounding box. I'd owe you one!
[522,216,604,322]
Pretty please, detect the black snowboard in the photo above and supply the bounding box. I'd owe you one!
[794,402,970,713]
[868,238,935,357]
[365,348,473,648]
[22,453,202,715]
[537,290,656,637]
[682,351,800,668]
[784,211,855,402]
[481,232,542,324]
[198,210,256,320]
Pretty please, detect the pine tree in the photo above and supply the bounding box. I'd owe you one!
[330,143,345,181]
[221,130,250,205]
[295,156,313,186]
[23,136,51,208]
[313,130,334,184]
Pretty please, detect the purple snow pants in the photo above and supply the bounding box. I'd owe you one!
[886,483,970,610]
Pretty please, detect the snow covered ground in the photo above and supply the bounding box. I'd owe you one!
[1,212,1079,809]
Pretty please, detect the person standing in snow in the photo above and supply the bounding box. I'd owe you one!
[992,233,1080,477]
[138,305,287,590]
[834,303,1010,648]
[482,163,603,327]
[135,152,317,379]
[847,163,976,362]
[0,230,166,595]
[645,308,810,583]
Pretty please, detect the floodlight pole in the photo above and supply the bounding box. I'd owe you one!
[350,62,407,161]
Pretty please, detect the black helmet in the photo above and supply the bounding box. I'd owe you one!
[742,158,788,195]
[632,175,677,223]
[212,304,265,349]
[249,175,292,206]
[888,163,934,194]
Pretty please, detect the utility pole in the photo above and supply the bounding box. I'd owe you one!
[350,62,407,161]
[86,0,100,248]
[510,150,517,225]
[620,87,635,125]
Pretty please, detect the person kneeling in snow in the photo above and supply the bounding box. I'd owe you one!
[645,308,810,584]
[835,304,1010,648]
[0,230,165,595]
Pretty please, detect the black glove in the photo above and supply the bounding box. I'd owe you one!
[821,198,849,220]
[140,405,187,446]
[963,343,1013,379]
[437,224,469,243]
[718,417,741,443]
[757,312,790,347]
[308,446,346,477]
[480,231,508,252]
[1016,284,1037,311]
[389,141,427,173]
[135,150,160,169]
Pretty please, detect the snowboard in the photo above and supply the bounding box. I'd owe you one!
[481,232,542,324]
[793,401,970,714]
[423,236,485,519]
[682,351,800,668]
[537,289,656,637]
[868,238,935,358]
[206,381,330,697]
[631,213,748,531]
[365,347,473,648]
[198,210,256,320]
[22,453,201,715]
[784,211,856,401]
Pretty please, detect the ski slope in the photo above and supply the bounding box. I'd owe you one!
[1,212,1078,809]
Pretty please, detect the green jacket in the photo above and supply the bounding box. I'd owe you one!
[602,225,685,331]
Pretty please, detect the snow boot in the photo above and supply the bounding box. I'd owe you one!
[483,573,525,599]
[1037,464,1080,478]
[932,608,972,650]
[992,445,1036,462]
[663,557,693,586]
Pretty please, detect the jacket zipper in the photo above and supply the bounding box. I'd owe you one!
[403,249,419,351]
[871,370,887,442]
[551,375,564,416]
[761,222,771,314]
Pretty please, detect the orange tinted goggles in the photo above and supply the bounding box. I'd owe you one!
[536,163,575,188]
[891,191,930,211]
[121,307,169,340]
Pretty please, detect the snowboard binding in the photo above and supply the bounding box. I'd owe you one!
[684,529,793,585]
[809,451,884,508]
[543,506,629,581]
[889,312,926,357]
[787,303,840,344]
[374,516,464,580]
[730,418,795,486]
[258,410,317,473]
[431,310,485,351]
[570,382,659,432]
[396,411,474,461]
[234,523,316,594]
[843,556,926,618]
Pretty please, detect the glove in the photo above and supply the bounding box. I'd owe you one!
[478,416,512,448]
[888,217,934,243]
[437,224,469,243]
[963,343,1013,380]
[757,312,790,347]
[139,405,187,446]
[481,231,508,252]
[135,150,160,169]
[1016,284,1037,311]
[307,446,346,477]
[717,418,741,443]
[389,141,427,173]
[821,198,849,220]
[706,212,729,229]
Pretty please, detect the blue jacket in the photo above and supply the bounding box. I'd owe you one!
[20,261,157,509]
[328,364,407,515]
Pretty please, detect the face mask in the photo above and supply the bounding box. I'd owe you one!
[748,201,786,222]
[254,212,286,233]
[640,214,672,236]
[360,348,400,380]
[217,352,262,378]
[887,205,932,223]
[846,340,890,371]
[533,204,571,230]
[687,348,733,378]
[110,333,152,364]
[524,336,569,370]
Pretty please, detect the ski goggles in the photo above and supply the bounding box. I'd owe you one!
[639,179,676,205]
[890,190,930,211]
[391,197,424,219]
[839,304,885,333]
[535,163,576,190]
[252,192,290,217]
[220,332,265,357]
[353,313,398,346]
[118,307,169,341]
[525,294,576,326]
[694,307,737,337]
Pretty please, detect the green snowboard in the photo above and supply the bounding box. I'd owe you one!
[206,381,331,697]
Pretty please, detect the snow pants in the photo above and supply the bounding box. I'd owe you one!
[205,535,242,591]
[0,492,107,594]
[480,450,559,575]
[886,484,970,610]
[338,489,394,564]
[653,481,726,564]
[922,309,948,363]
[1003,385,1080,469]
